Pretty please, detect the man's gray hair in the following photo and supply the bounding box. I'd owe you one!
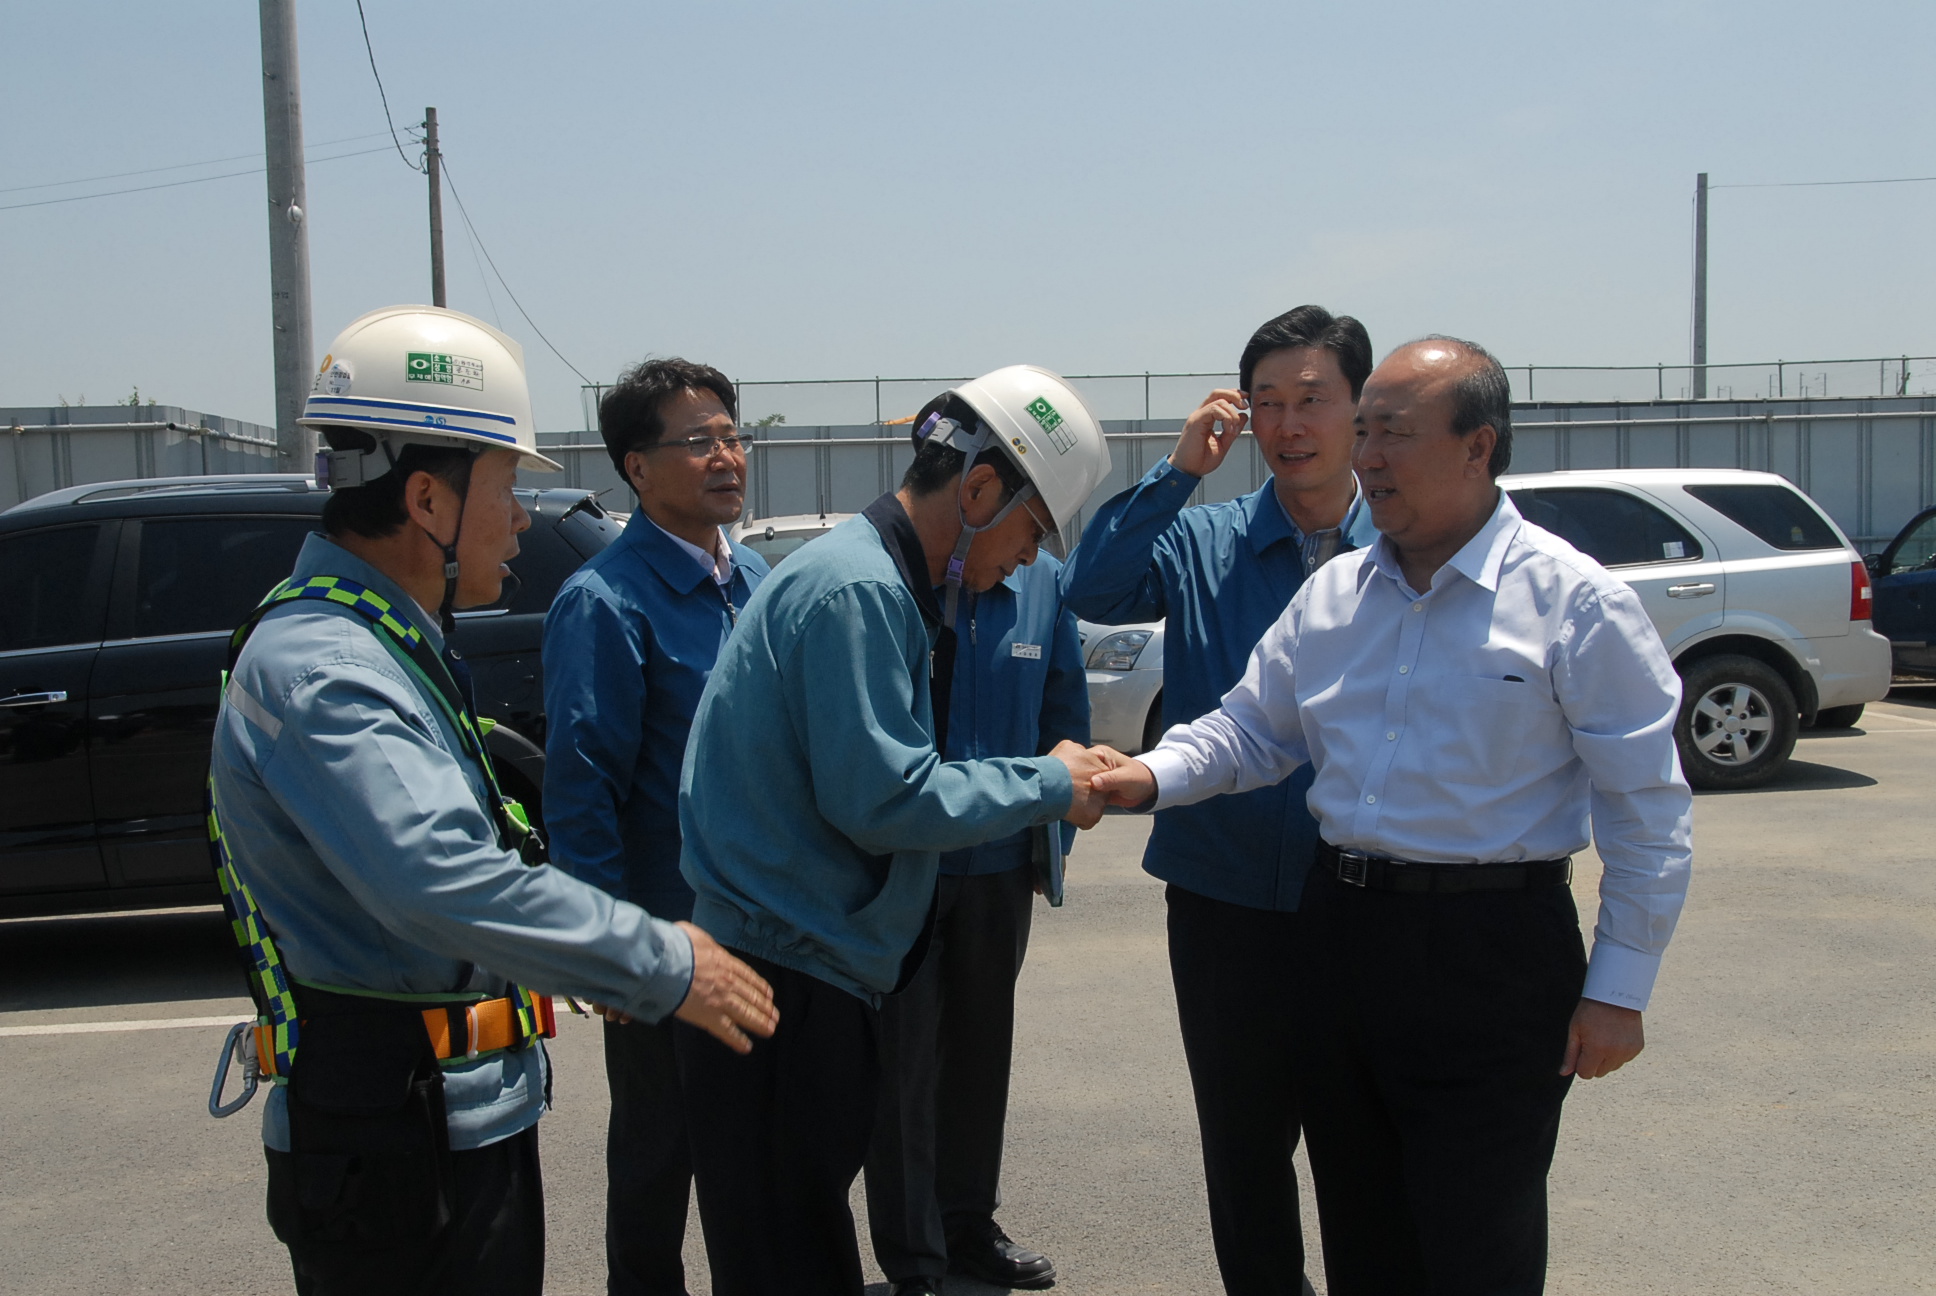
[1417,334,1513,478]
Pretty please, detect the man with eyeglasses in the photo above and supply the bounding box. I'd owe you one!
[541,357,769,1296]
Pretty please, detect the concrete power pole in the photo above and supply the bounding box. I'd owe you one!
[1693,171,1709,400]
[259,0,314,465]
[425,107,447,308]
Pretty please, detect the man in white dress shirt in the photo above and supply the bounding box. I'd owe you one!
[1093,337,1693,1295]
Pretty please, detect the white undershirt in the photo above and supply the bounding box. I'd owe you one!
[648,515,733,586]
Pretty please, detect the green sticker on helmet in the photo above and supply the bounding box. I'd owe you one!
[1026,396,1076,454]
[406,352,484,391]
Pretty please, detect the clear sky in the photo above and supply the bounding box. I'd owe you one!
[4,1,1932,430]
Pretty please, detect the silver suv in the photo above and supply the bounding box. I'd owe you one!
[1501,468,1890,789]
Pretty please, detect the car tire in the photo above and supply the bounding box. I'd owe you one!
[1675,654,1799,790]
[1140,695,1165,756]
[1812,703,1865,730]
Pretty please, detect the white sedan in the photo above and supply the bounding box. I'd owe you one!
[1078,619,1166,754]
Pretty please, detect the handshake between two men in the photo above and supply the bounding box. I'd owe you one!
[1047,741,1160,828]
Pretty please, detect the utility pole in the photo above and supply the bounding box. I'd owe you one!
[425,107,447,308]
[1692,171,1709,400]
[258,0,314,465]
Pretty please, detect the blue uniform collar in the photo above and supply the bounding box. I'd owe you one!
[291,533,448,653]
[1242,479,1365,557]
[618,508,749,596]
[862,492,945,627]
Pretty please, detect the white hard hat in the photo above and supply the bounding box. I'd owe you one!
[301,304,562,486]
[930,365,1111,528]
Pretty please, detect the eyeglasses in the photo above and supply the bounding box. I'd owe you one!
[1021,497,1054,544]
[646,433,748,459]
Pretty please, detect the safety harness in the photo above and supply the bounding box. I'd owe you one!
[207,575,554,1117]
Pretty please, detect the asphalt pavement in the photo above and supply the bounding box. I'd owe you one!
[3,695,1934,1294]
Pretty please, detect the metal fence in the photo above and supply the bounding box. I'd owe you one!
[577,353,1936,430]
[533,394,1936,554]
[3,406,283,511]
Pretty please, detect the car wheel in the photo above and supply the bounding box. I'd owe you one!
[1675,654,1799,790]
[1812,703,1865,730]
[1140,695,1164,755]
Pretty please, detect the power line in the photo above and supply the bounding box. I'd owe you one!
[458,199,505,329]
[0,146,394,213]
[355,0,422,172]
[438,155,594,386]
[0,132,392,196]
[1712,174,1936,190]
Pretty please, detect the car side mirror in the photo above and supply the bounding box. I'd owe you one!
[1864,553,1884,578]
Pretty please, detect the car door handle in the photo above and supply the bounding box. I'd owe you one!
[1666,583,1716,599]
[0,690,69,707]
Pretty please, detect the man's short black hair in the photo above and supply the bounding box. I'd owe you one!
[598,357,738,479]
[1419,334,1514,478]
[320,432,474,539]
[900,392,1030,501]
[1238,305,1374,400]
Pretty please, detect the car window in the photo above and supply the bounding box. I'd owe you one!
[1683,483,1841,551]
[0,525,104,652]
[472,514,589,615]
[132,516,316,638]
[741,532,828,567]
[1507,488,1704,567]
[1886,513,1936,574]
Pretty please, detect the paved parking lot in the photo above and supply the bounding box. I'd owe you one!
[4,696,1935,1294]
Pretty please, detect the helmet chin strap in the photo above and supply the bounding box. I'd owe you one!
[421,453,478,637]
[931,417,1036,626]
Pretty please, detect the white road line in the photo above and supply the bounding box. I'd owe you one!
[1869,709,1936,728]
[0,1015,245,1038]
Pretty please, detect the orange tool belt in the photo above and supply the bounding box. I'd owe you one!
[255,993,558,1080]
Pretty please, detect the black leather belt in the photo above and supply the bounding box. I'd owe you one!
[1316,840,1572,894]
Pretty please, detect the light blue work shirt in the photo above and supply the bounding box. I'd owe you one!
[542,511,768,917]
[1064,457,1374,911]
[939,554,1089,875]
[211,534,695,1152]
[679,496,1075,1002]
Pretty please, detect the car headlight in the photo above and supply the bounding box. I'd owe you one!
[1086,629,1154,671]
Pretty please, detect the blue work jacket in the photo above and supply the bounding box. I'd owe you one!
[1064,458,1374,910]
[211,535,695,1152]
[680,496,1074,1002]
[940,553,1090,876]
[542,511,768,919]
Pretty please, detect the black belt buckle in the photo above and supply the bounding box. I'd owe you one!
[1335,849,1371,887]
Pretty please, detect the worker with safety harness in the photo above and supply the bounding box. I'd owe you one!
[205,305,777,1296]
[676,366,1117,1295]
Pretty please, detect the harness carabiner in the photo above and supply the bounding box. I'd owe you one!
[207,1020,260,1118]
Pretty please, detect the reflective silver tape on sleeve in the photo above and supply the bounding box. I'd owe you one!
[224,677,284,741]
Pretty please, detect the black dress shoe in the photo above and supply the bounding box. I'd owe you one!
[947,1218,1056,1289]
[890,1279,943,1296]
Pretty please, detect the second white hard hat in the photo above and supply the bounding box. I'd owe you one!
[935,365,1112,528]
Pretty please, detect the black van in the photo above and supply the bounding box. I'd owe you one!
[0,474,619,916]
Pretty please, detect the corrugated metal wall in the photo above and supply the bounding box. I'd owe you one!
[2,406,282,510]
[531,394,1936,553]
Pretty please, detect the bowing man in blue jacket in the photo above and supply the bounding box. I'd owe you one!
[676,367,1117,1296]
[1064,306,1375,1296]
[542,358,769,1296]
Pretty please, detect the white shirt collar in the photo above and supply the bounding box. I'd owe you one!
[647,515,733,586]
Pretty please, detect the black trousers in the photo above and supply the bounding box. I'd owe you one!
[1294,866,1587,1296]
[602,1016,693,1295]
[1166,883,1310,1296]
[864,865,1036,1281]
[676,952,881,1296]
[267,1123,545,1296]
